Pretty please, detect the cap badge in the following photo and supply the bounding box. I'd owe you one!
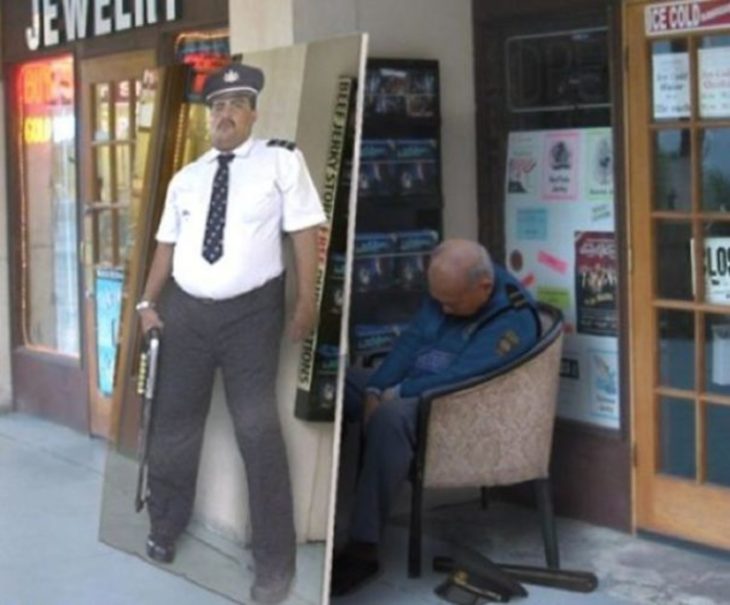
[223,69,240,83]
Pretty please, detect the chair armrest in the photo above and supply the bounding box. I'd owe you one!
[413,303,564,489]
[418,303,563,407]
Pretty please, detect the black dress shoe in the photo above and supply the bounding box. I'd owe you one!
[330,552,380,597]
[146,535,175,563]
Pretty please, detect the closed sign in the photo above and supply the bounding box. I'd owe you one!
[692,237,730,304]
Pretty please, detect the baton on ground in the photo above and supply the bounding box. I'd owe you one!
[434,554,598,594]
[135,328,161,513]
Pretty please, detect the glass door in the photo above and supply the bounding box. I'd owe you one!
[626,2,730,550]
[11,55,88,430]
[79,51,155,438]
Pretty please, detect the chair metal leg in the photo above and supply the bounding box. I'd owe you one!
[408,479,423,578]
[480,486,489,510]
[534,478,560,569]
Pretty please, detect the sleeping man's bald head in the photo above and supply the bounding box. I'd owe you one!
[427,240,495,317]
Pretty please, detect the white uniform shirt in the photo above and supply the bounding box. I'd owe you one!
[156,137,326,299]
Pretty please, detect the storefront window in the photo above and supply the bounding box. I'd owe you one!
[507,28,609,111]
[506,28,611,130]
[706,403,730,487]
[653,129,692,212]
[658,308,695,390]
[659,396,696,479]
[700,128,730,212]
[656,219,693,300]
[18,55,79,356]
[704,313,730,399]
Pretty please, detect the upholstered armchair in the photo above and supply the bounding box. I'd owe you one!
[408,303,564,577]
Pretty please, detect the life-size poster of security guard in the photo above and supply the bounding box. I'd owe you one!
[135,62,326,605]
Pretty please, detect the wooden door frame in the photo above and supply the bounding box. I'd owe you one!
[624,0,655,540]
[625,0,730,551]
[109,64,188,453]
[78,49,155,438]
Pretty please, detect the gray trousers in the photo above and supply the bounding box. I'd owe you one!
[343,368,419,544]
[148,275,295,576]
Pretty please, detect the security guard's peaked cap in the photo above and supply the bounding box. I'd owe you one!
[204,63,265,103]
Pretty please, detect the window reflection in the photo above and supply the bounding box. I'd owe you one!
[115,80,132,140]
[705,314,730,397]
[659,396,696,479]
[658,309,695,391]
[707,403,730,487]
[701,129,730,212]
[656,220,693,300]
[94,83,110,142]
[507,28,610,111]
[19,55,79,355]
[654,130,691,211]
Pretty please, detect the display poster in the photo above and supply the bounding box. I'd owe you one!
[505,128,620,429]
[507,133,540,197]
[364,65,437,119]
[652,52,691,120]
[575,231,618,336]
[95,267,124,397]
[699,45,730,118]
[542,132,580,201]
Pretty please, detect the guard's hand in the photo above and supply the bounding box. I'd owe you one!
[139,308,164,335]
[289,299,317,342]
[363,392,382,426]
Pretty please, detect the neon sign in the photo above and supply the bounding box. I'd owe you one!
[19,56,75,145]
[175,31,230,103]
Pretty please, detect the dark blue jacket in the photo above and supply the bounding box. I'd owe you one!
[366,266,540,398]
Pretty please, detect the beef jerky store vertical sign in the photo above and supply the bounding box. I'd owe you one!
[25,0,180,50]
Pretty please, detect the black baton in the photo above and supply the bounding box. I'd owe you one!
[135,327,161,513]
[434,555,598,594]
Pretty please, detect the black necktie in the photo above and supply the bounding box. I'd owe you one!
[202,153,235,264]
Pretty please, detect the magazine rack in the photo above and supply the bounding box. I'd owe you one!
[350,58,443,365]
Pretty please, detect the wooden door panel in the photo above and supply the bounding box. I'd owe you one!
[79,51,155,438]
[626,0,730,551]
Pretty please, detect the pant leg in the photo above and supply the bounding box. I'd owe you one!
[147,284,216,542]
[334,367,375,545]
[216,276,295,578]
[343,367,374,423]
[348,395,419,544]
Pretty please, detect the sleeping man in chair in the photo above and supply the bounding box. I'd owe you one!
[331,239,541,596]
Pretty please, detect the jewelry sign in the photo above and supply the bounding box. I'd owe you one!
[646,0,730,36]
[25,0,180,50]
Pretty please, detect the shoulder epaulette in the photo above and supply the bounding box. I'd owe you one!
[267,139,296,151]
[505,283,528,309]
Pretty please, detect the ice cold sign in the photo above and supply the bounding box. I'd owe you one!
[646,0,730,37]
